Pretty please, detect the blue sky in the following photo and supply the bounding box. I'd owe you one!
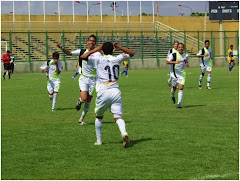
[1,1,208,16]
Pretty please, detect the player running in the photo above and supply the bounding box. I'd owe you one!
[227,45,235,72]
[121,59,129,77]
[57,35,101,125]
[197,40,213,90]
[40,52,63,111]
[167,43,189,108]
[81,42,135,148]
[167,40,179,87]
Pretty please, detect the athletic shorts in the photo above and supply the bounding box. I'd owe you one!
[171,75,186,86]
[95,88,123,118]
[47,79,60,94]
[78,75,96,96]
[201,65,212,73]
[3,63,11,70]
[228,57,234,64]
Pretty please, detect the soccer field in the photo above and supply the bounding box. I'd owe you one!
[1,66,239,180]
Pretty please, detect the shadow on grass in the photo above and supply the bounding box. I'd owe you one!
[183,104,206,108]
[56,107,76,110]
[129,137,153,147]
[87,121,131,125]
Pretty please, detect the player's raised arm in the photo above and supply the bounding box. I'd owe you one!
[166,53,180,64]
[80,44,102,60]
[113,42,135,57]
[57,44,72,56]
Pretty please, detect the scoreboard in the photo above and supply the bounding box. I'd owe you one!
[209,1,239,20]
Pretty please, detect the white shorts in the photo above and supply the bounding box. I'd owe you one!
[47,79,60,94]
[78,76,96,96]
[171,75,186,86]
[201,65,212,73]
[95,88,123,118]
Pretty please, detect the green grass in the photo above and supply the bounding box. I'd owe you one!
[1,66,239,180]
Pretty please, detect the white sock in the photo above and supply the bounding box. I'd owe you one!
[178,90,183,104]
[116,119,127,136]
[199,75,203,86]
[95,118,102,143]
[52,93,57,110]
[80,102,90,121]
[207,74,211,87]
[49,94,53,100]
[171,88,175,97]
[168,76,172,83]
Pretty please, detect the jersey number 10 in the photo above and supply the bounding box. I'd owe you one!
[105,65,120,82]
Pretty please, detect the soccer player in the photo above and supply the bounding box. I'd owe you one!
[40,52,63,111]
[80,42,135,148]
[2,50,12,80]
[227,45,235,72]
[197,40,213,90]
[121,59,128,77]
[10,55,15,74]
[57,35,101,125]
[167,43,189,108]
[167,41,179,87]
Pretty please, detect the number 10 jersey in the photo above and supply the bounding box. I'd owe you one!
[89,53,130,92]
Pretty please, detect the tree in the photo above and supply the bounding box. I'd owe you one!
[190,12,209,16]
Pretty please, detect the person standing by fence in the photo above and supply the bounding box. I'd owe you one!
[2,50,12,80]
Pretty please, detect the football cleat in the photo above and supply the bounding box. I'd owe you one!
[171,96,176,104]
[199,85,202,89]
[207,86,211,90]
[122,133,130,148]
[177,103,182,108]
[94,141,102,146]
[78,120,86,125]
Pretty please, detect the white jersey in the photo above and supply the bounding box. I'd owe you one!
[40,59,63,81]
[197,48,212,67]
[89,53,130,92]
[167,48,178,56]
[167,52,189,77]
[71,49,101,77]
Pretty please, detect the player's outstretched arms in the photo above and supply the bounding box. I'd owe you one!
[114,42,135,57]
[80,44,102,60]
[57,44,72,56]
[167,61,180,64]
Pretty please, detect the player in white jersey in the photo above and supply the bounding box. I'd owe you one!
[57,35,100,125]
[167,40,179,87]
[167,43,189,108]
[40,52,63,111]
[197,40,213,90]
[81,42,135,148]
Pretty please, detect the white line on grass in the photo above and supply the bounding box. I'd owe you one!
[191,172,239,180]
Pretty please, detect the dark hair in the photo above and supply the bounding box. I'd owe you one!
[178,43,184,48]
[52,52,59,59]
[102,42,114,55]
[205,40,210,44]
[88,34,97,41]
[230,45,233,47]
[6,50,11,53]
[173,40,179,45]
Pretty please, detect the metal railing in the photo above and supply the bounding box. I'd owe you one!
[1,30,239,72]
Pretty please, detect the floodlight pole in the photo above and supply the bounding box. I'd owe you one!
[219,20,223,56]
